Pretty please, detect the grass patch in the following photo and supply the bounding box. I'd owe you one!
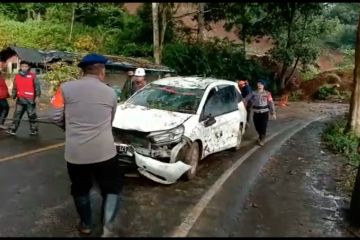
[323,119,360,166]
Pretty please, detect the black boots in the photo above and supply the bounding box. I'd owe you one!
[258,134,265,146]
[101,194,121,237]
[73,195,93,235]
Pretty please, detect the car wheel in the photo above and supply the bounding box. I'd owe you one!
[183,141,200,181]
[233,124,244,151]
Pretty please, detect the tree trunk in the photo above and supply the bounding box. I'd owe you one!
[348,13,360,226]
[346,12,360,136]
[69,4,76,43]
[350,162,360,224]
[159,4,168,64]
[152,3,161,64]
[279,63,288,90]
[279,3,295,91]
[284,56,300,86]
[197,3,205,42]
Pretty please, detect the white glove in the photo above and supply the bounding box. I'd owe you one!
[271,113,277,120]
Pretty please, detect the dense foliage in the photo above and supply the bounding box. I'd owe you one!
[0,3,356,90]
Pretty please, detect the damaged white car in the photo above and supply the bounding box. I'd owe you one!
[112,77,247,184]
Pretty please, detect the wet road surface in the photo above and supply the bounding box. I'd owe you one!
[188,119,352,237]
[0,102,349,237]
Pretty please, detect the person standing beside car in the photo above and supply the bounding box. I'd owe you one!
[120,69,135,102]
[132,68,147,93]
[238,79,252,125]
[244,79,276,146]
[120,68,147,101]
[50,53,123,237]
[0,70,9,129]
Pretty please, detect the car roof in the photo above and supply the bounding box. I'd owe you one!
[152,76,236,89]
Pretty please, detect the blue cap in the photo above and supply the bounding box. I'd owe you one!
[78,53,108,68]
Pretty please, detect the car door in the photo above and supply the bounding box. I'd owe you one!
[199,85,241,155]
[214,85,242,151]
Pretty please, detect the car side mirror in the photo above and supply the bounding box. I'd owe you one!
[204,115,216,127]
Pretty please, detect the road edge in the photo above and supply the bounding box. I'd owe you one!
[170,115,325,237]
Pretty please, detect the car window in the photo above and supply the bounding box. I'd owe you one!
[128,84,205,114]
[235,88,243,102]
[202,85,239,119]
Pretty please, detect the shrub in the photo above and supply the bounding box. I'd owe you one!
[300,64,320,81]
[323,119,360,166]
[315,85,339,100]
[42,60,81,96]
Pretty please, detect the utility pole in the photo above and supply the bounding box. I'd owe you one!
[152,3,161,64]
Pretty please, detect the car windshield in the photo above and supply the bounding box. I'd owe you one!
[127,84,205,114]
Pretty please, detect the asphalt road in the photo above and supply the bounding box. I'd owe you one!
[0,102,348,237]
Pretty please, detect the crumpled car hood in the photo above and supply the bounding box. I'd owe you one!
[112,104,192,132]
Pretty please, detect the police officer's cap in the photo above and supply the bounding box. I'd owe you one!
[78,53,108,68]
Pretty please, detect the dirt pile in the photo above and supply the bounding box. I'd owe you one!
[300,69,353,101]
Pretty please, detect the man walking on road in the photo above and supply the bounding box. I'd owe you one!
[7,61,41,136]
[245,79,276,146]
[50,54,123,237]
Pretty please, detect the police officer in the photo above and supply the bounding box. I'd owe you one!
[50,54,123,237]
[244,80,276,146]
[7,60,41,136]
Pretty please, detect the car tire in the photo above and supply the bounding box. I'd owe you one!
[233,123,244,151]
[183,141,200,181]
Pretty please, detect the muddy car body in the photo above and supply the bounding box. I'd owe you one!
[112,77,247,184]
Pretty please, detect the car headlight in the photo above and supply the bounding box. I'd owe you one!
[149,125,184,144]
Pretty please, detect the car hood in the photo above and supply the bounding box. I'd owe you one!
[112,104,193,132]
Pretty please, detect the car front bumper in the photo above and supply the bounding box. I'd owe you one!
[116,139,192,184]
[134,152,191,184]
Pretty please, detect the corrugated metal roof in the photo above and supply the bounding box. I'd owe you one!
[10,46,45,64]
[44,50,75,62]
[0,45,175,73]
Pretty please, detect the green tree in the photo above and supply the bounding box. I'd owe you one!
[263,3,331,90]
[0,3,53,21]
[152,3,179,64]
[204,3,266,56]
[325,3,360,25]
[42,60,81,95]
